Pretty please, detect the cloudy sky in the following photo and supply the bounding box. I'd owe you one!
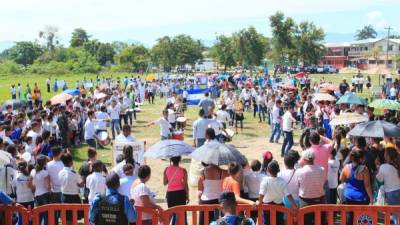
[1,0,399,47]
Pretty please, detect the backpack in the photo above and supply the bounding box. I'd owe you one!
[217,216,252,225]
[34,143,51,158]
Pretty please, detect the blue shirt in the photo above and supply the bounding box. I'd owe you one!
[10,128,22,141]
[0,191,13,204]
[89,188,137,225]
[210,215,255,225]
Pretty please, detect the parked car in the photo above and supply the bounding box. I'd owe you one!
[316,65,339,74]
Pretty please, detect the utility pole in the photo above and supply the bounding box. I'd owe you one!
[384,26,392,68]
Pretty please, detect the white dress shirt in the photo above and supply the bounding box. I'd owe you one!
[46,160,64,193]
[58,167,81,195]
[86,172,106,202]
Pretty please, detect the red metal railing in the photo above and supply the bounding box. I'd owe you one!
[297,204,400,225]
[1,203,400,225]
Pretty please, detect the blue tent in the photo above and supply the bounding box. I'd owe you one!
[63,89,80,96]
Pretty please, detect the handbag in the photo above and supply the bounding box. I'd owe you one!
[337,183,346,203]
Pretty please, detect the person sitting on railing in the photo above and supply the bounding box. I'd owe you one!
[210,192,254,225]
[89,172,137,225]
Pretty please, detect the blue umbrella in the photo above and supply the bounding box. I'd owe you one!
[336,93,367,105]
[144,140,194,159]
[63,89,80,96]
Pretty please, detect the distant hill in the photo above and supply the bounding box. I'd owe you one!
[0,41,14,52]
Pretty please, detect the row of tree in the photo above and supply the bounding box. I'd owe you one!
[1,11,328,74]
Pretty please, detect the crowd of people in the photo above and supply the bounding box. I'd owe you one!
[1,71,400,225]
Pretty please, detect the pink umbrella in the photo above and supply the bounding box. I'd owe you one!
[320,83,338,92]
[278,83,296,90]
[209,74,218,79]
[51,93,73,105]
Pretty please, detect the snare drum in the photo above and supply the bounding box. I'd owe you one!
[172,131,184,140]
[97,131,110,146]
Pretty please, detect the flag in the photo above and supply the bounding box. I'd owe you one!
[180,88,209,105]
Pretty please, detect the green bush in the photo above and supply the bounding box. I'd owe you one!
[0,60,25,74]
[28,61,71,74]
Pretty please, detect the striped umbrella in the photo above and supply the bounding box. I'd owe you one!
[330,113,369,126]
[368,99,400,111]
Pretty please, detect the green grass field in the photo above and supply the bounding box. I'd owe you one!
[0,72,384,170]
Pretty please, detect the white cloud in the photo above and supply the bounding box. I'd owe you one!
[367,10,388,29]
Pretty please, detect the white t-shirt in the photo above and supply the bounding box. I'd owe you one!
[84,119,96,140]
[167,109,176,123]
[131,182,156,220]
[278,169,299,197]
[282,111,294,132]
[216,110,229,124]
[376,163,400,192]
[86,172,107,202]
[108,104,121,120]
[208,119,223,136]
[271,105,281,124]
[259,176,290,204]
[95,111,110,130]
[327,159,340,189]
[46,160,64,193]
[390,87,397,97]
[12,172,34,203]
[0,166,16,195]
[30,169,49,197]
[154,117,171,137]
[27,130,40,147]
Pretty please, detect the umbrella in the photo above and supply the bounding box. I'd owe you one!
[329,113,369,126]
[278,83,296,90]
[146,74,155,81]
[190,142,247,166]
[320,83,338,92]
[93,93,107,99]
[233,74,241,79]
[63,89,80,96]
[348,120,400,138]
[51,93,73,105]
[368,99,400,111]
[336,93,368,105]
[144,140,194,159]
[218,74,227,80]
[0,151,11,168]
[209,74,218,79]
[1,100,26,111]
[313,93,336,102]
[295,71,305,78]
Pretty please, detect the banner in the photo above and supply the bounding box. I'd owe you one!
[112,141,145,166]
[179,88,209,105]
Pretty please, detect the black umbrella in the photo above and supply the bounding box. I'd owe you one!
[348,120,400,138]
[190,141,247,166]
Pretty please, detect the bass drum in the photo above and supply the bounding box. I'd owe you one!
[97,131,110,146]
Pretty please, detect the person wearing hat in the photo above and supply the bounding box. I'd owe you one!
[210,192,255,225]
[261,151,273,175]
[258,160,298,225]
[296,149,325,224]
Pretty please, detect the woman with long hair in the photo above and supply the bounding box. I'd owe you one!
[113,145,139,178]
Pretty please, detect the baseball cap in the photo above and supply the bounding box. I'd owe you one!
[301,149,314,161]
[262,151,273,160]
